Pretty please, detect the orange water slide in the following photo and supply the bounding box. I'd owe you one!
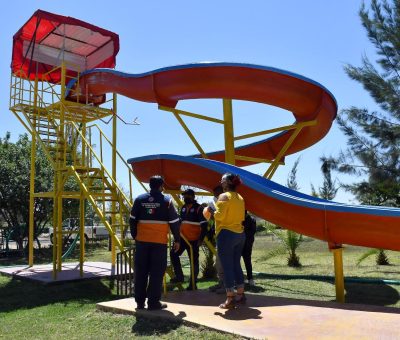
[69,63,400,251]
[68,63,337,166]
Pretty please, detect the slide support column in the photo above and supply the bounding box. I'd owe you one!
[223,99,235,165]
[331,246,345,303]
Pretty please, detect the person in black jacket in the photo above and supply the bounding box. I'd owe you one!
[130,175,180,310]
[170,189,208,290]
[242,211,257,286]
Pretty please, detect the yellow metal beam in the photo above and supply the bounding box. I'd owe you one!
[79,196,85,277]
[34,192,55,198]
[159,105,224,124]
[223,99,235,165]
[165,189,213,197]
[28,76,39,267]
[234,120,316,141]
[331,247,345,303]
[10,109,32,134]
[234,155,285,165]
[171,111,208,159]
[264,125,305,179]
[112,93,117,264]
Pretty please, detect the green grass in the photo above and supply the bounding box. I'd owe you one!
[0,275,241,339]
[247,235,400,307]
[1,236,400,338]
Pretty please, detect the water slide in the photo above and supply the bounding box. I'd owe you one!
[69,63,400,251]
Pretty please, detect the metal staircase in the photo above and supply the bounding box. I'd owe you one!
[9,64,133,278]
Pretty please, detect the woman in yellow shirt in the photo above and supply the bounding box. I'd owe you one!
[213,173,246,309]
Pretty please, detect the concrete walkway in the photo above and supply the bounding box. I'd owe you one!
[97,290,400,339]
[0,262,114,284]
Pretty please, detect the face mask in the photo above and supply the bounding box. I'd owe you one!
[184,197,193,204]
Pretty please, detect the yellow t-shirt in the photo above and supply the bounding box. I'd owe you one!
[214,191,245,236]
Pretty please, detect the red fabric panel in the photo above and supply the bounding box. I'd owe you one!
[11,9,119,83]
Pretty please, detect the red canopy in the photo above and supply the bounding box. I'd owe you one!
[12,9,119,83]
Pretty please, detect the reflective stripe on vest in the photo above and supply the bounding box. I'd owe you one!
[181,220,201,241]
[136,220,169,244]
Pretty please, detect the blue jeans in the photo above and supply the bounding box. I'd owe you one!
[217,229,245,292]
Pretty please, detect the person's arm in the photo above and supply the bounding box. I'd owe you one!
[213,193,229,224]
[198,207,209,242]
[129,198,141,239]
[167,199,180,243]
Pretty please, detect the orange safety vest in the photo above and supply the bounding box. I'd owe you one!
[181,221,201,241]
[136,220,169,244]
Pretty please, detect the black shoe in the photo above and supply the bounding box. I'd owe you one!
[136,303,145,310]
[147,302,167,310]
[169,277,184,284]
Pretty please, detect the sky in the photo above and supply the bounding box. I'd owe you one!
[0,0,378,204]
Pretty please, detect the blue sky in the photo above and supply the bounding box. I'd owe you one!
[0,1,378,203]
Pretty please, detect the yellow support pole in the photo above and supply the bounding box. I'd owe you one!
[111,93,117,265]
[60,61,66,167]
[223,99,235,165]
[28,77,38,266]
[234,120,316,141]
[79,196,85,277]
[56,189,63,272]
[56,61,67,273]
[82,123,86,167]
[331,247,345,303]
[171,111,208,159]
[52,178,58,279]
[159,105,225,124]
[264,126,302,179]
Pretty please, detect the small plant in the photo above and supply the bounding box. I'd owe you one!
[357,248,390,266]
[261,225,303,267]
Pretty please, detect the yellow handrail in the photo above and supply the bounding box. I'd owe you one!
[87,123,148,194]
[66,120,132,209]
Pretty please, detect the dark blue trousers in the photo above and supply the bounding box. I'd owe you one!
[134,241,167,307]
[170,239,199,286]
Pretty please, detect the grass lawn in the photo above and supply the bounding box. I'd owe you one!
[1,235,400,339]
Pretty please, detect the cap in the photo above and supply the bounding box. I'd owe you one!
[182,188,195,196]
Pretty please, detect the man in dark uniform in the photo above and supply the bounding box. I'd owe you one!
[130,175,180,310]
[170,189,208,290]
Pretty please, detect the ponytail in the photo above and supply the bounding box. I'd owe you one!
[221,173,242,191]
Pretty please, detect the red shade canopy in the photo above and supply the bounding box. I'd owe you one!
[12,9,119,83]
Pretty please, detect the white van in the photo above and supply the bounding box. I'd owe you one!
[49,218,109,243]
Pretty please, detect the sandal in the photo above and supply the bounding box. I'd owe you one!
[219,296,236,309]
[235,293,247,305]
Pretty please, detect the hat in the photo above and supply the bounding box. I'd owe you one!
[182,188,195,196]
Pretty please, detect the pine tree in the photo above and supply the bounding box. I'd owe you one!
[329,0,400,207]
[327,0,400,265]
[312,158,339,200]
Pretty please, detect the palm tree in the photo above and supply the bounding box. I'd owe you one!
[357,248,390,266]
[261,225,303,267]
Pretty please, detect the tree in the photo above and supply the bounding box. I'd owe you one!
[311,158,339,200]
[0,132,93,252]
[326,0,400,264]
[262,157,303,267]
[0,133,53,250]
